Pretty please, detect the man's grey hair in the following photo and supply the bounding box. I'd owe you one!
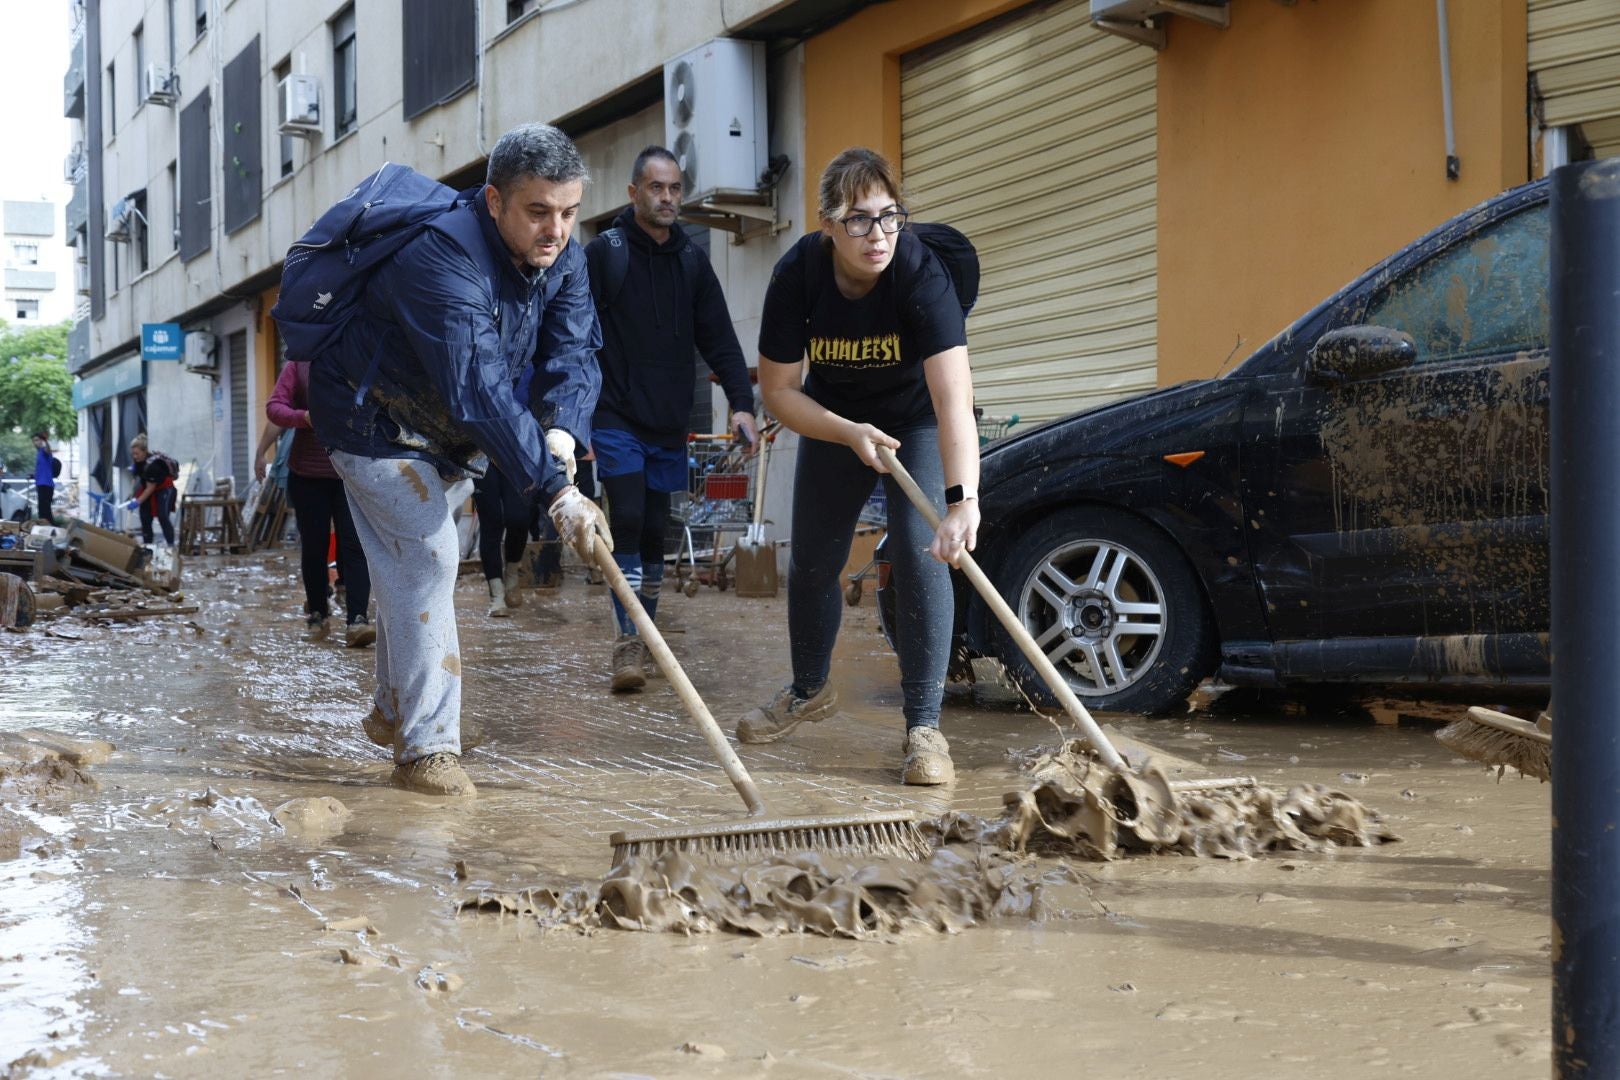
[486,123,590,193]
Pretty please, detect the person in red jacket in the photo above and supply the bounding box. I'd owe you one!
[262,359,375,647]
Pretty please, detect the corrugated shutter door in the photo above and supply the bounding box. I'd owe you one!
[228,330,249,486]
[901,1,1156,426]
[1530,0,1620,156]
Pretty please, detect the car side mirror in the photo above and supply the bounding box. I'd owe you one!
[1306,326,1417,382]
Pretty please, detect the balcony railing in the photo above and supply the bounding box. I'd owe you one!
[64,142,86,184]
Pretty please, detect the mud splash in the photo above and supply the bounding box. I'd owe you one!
[462,742,1395,939]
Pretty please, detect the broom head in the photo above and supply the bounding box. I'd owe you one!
[610,809,928,868]
[1436,707,1552,782]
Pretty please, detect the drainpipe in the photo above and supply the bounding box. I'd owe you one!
[1436,0,1459,180]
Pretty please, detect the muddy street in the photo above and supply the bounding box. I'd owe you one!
[1,553,1551,1078]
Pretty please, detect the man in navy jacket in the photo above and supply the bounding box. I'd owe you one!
[307,123,607,797]
[586,146,756,691]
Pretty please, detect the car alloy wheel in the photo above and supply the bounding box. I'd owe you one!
[1019,538,1166,696]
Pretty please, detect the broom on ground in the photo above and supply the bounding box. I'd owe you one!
[1436,706,1551,781]
[589,531,930,868]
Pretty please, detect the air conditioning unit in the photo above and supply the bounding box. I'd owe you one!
[105,198,134,243]
[63,141,85,183]
[183,329,217,373]
[142,64,179,106]
[278,74,321,138]
[663,38,767,199]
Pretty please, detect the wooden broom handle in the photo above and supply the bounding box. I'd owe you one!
[590,537,768,816]
[875,446,1127,771]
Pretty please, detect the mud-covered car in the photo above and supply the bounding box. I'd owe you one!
[877,178,1551,714]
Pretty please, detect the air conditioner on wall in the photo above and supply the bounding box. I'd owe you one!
[183,329,217,373]
[663,38,767,199]
[105,198,134,243]
[143,64,179,106]
[278,74,320,138]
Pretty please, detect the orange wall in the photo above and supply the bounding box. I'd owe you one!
[802,0,1027,224]
[255,284,280,407]
[1156,0,1528,384]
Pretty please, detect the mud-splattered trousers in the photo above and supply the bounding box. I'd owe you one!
[788,425,951,730]
[329,450,473,764]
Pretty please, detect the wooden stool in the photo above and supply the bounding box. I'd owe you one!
[179,497,247,555]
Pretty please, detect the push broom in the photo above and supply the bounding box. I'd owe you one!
[588,530,930,868]
[1435,705,1551,781]
[874,446,1253,798]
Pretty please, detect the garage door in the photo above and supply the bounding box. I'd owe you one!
[901,0,1157,426]
[1530,0,1620,160]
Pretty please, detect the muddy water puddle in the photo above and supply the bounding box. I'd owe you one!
[0,553,1552,1076]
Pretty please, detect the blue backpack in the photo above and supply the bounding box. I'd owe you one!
[271,163,461,362]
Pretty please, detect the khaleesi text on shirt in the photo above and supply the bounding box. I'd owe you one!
[807,333,903,368]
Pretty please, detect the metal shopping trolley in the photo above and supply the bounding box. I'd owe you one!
[669,424,776,594]
[843,480,888,606]
[976,408,1020,446]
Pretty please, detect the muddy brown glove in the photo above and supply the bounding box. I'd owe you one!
[548,486,611,561]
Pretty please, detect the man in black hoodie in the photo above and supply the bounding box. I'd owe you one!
[586,145,757,691]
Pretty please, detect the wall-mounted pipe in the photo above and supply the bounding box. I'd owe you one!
[1437,0,1460,180]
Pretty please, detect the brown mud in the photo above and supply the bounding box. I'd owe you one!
[0,552,1552,1077]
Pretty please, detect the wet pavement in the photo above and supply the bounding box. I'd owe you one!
[1,552,1552,1077]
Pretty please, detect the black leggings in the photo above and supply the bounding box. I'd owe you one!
[473,468,532,580]
[788,425,951,729]
[286,472,371,621]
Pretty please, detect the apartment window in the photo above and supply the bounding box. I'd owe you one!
[13,299,39,322]
[132,190,149,273]
[106,61,116,136]
[109,235,120,292]
[273,57,294,177]
[195,0,207,40]
[12,242,39,266]
[166,0,176,64]
[507,0,536,22]
[332,7,357,139]
[222,38,262,233]
[178,91,211,261]
[133,24,144,106]
[402,0,475,121]
[167,161,178,251]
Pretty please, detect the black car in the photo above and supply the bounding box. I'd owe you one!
[878,178,1552,714]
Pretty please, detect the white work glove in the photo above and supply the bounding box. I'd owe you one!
[548,486,611,561]
[545,428,577,484]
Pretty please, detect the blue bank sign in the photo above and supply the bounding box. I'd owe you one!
[141,322,183,361]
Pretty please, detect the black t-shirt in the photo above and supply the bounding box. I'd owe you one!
[133,456,172,488]
[758,231,967,432]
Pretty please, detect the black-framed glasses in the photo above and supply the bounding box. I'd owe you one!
[840,209,909,237]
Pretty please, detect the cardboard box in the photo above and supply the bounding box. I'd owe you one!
[67,520,148,575]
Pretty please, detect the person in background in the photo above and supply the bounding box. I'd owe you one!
[126,435,177,546]
[262,359,375,647]
[474,467,535,617]
[584,145,757,692]
[736,148,979,786]
[32,433,56,524]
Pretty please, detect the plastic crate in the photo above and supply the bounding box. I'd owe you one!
[704,473,750,500]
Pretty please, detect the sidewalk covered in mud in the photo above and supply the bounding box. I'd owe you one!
[2,553,1551,1076]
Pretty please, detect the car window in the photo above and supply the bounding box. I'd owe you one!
[1357,204,1548,364]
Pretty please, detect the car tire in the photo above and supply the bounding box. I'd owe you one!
[990,506,1215,716]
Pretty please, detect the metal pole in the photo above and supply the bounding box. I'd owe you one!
[1552,156,1620,1078]
[1436,0,1460,180]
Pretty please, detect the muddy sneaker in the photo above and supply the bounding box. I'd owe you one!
[736,683,840,744]
[361,706,396,748]
[304,613,329,642]
[611,634,648,692]
[390,752,476,797]
[487,578,510,618]
[345,615,377,649]
[503,562,524,609]
[901,727,954,786]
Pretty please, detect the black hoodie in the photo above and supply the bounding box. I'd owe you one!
[586,208,754,448]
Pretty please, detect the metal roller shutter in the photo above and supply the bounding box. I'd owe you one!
[1530,0,1620,158]
[901,0,1157,426]
[228,330,249,487]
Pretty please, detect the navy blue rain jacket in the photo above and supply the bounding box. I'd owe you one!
[307,189,601,501]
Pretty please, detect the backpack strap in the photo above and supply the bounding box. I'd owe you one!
[586,228,631,310]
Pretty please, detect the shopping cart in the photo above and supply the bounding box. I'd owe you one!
[843,480,888,606]
[976,408,1020,446]
[669,423,777,594]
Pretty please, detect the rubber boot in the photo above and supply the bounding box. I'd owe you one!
[487,578,510,618]
[503,561,524,609]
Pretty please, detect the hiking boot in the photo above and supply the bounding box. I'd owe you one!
[361,707,482,753]
[736,683,840,744]
[390,752,476,798]
[345,615,376,648]
[901,727,955,786]
[487,578,510,618]
[611,634,648,692]
[503,562,524,609]
[304,613,329,642]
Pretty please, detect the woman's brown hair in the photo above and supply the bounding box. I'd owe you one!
[817,147,903,223]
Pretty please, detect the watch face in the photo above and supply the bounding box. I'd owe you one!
[945,484,965,505]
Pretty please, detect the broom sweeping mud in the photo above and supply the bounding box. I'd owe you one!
[1436,706,1551,781]
[588,531,930,868]
[873,446,1254,804]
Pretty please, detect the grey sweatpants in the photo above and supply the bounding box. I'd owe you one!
[329,450,473,764]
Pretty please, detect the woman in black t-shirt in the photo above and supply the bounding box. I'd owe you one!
[734,148,980,786]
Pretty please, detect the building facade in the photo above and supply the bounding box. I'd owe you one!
[60,0,1620,512]
[3,200,64,326]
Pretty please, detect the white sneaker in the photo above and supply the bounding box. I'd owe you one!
[487,578,510,618]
